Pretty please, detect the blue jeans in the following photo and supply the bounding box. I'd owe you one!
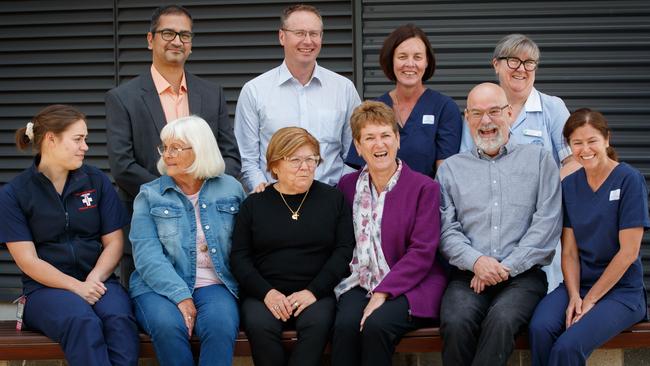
[133,284,239,366]
[24,279,139,366]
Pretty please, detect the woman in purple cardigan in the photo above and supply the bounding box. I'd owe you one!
[331,101,447,366]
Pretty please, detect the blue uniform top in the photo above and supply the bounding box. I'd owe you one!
[562,163,650,310]
[0,157,129,295]
[346,88,462,178]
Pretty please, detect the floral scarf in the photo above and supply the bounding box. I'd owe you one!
[334,160,402,298]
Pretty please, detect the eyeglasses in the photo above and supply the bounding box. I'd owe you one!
[153,29,194,43]
[157,144,193,157]
[283,155,320,169]
[282,28,323,40]
[467,105,510,122]
[498,57,538,71]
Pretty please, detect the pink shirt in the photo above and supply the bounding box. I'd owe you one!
[185,192,222,289]
[150,65,189,123]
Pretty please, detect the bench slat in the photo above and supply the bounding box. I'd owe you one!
[1,320,649,360]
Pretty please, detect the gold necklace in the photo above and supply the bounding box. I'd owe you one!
[278,188,310,220]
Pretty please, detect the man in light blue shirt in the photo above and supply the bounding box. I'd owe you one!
[437,83,561,366]
[235,4,361,192]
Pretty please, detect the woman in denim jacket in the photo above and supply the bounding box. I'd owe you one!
[129,115,246,366]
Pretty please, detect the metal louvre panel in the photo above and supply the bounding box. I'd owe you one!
[361,0,650,296]
[115,0,354,119]
[0,1,354,300]
[0,0,115,301]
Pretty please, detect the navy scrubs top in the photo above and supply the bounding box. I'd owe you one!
[0,157,129,294]
[562,163,650,310]
[346,88,462,178]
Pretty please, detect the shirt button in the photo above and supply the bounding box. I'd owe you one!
[204,225,210,230]
[493,180,497,184]
[494,202,498,206]
[493,226,498,230]
[164,210,169,215]
[230,206,235,212]
[211,248,216,254]
[493,249,497,253]
[202,204,207,209]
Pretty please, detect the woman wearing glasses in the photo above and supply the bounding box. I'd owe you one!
[346,24,463,178]
[461,33,579,293]
[129,115,245,366]
[231,127,355,366]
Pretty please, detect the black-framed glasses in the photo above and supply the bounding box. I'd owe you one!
[283,155,320,169]
[498,57,538,71]
[153,29,194,43]
[466,105,510,122]
[157,144,193,157]
[281,28,323,40]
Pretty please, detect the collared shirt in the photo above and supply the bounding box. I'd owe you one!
[234,61,361,191]
[436,140,562,277]
[150,64,189,123]
[460,88,571,165]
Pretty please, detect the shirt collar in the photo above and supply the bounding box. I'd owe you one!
[277,60,322,87]
[159,174,212,195]
[524,87,542,112]
[473,138,519,160]
[150,64,187,95]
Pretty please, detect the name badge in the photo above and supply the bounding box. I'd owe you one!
[523,129,543,137]
[609,189,621,201]
[422,115,435,125]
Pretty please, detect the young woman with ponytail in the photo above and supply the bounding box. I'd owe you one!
[0,105,139,366]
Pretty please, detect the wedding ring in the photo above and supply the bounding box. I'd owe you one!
[273,305,280,310]
[293,301,299,308]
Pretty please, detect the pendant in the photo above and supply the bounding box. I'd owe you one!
[292,212,299,220]
[200,244,208,252]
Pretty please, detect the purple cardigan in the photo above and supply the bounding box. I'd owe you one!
[338,163,448,319]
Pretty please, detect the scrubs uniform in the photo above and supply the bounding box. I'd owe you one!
[0,157,139,366]
[529,163,650,366]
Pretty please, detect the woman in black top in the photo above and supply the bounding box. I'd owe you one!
[231,127,355,366]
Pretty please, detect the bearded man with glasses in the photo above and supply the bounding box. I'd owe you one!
[436,83,562,366]
[105,4,241,285]
[235,4,361,194]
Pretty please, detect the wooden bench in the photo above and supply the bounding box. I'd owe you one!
[1,320,650,361]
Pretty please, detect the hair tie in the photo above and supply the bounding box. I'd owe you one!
[25,122,34,141]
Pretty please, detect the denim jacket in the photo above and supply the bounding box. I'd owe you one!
[129,174,245,303]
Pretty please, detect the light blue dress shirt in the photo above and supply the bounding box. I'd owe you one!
[460,88,571,165]
[234,61,361,191]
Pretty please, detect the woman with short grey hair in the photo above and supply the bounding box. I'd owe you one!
[461,33,578,292]
[129,115,246,366]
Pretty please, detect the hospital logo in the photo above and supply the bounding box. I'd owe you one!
[75,189,98,211]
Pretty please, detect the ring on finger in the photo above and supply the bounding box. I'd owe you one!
[273,305,280,310]
[293,301,299,308]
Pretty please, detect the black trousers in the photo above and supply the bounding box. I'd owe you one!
[331,287,429,366]
[241,296,335,366]
[440,267,547,366]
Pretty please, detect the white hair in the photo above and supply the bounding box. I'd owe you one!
[157,115,225,179]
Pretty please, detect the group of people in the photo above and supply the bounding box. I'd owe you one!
[0,3,647,366]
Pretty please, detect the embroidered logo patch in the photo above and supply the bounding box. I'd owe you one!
[75,189,98,210]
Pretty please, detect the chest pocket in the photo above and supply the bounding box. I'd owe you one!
[316,108,343,143]
[506,174,538,208]
[216,202,239,233]
[150,207,183,238]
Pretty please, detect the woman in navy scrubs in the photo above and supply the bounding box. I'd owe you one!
[346,24,462,177]
[529,108,649,366]
[0,105,139,366]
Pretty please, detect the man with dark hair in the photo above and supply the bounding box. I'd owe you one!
[235,4,360,192]
[105,4,240,282]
